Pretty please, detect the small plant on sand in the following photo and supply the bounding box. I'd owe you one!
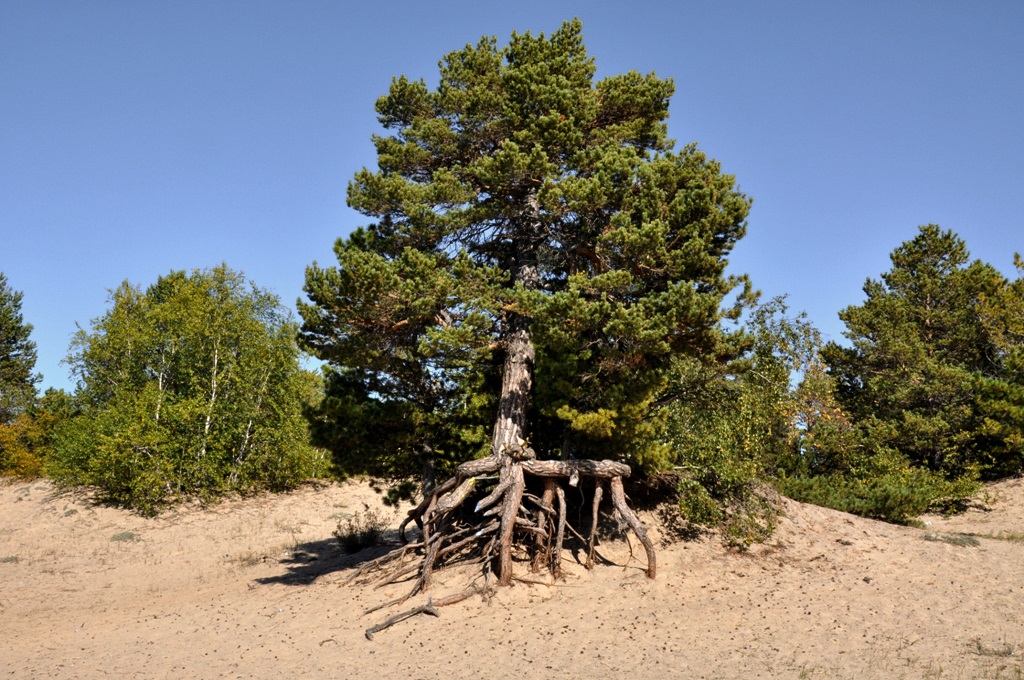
[111,531,140,542]
[1,555,20,564]
[923,532,980,547]
[232,551,265,568]
[334,505,388,554]
[972,637,1017,658]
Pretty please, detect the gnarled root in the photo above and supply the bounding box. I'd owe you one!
[354,453,654,638]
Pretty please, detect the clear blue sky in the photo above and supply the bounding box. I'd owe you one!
[2,1,1022,392]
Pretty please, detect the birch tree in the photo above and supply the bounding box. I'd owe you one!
[51,265,325,513]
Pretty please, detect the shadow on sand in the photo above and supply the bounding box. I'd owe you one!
[255,528,406,586]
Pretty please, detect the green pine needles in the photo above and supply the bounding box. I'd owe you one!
[824,225,1024,481]
[0,273,39,426]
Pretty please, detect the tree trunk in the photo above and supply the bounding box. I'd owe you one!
[491,315,535,455]
[491,191,542,456]
[421,447,436,496]
[488,193,543,585]
[199,341,219,460]
[354,191,655,612]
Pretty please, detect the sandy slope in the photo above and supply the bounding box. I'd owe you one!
[1,477,1022,679]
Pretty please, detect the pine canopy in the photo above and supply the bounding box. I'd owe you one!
[300,20,752,479]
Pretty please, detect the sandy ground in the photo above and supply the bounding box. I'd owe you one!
[2,476,1022,680]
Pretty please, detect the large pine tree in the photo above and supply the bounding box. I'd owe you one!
[300,20,752,592]
[300,20,751,478]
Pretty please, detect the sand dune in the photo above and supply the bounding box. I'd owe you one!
[2,476,1022,679]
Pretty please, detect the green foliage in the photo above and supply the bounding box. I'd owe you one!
[662,294,982,528]
[661,298,811,546]
[0,273,39,425]
[0,389,75,478]
[300,20,751,483]
[0,415,45,478]
[974,252,1024,476]
[823,225,1024,480]
[781,468,978,524]
[48,265,327,514]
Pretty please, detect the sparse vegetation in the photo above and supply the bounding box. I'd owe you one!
[972,638,1018,658]
[977,531,1024,543]
[333,505,388,554]
[110,531,140,542]
[231,551,266,568]
[923,532,981,547]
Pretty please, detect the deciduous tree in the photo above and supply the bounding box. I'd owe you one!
[50,265,326,513]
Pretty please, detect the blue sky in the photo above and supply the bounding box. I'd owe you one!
[2,1,1022,392]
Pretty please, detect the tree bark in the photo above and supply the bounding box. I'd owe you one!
[488,192,544,585]
[199,341,220,460]
[490,191,542,457]
[521,459,632,479]
[491,316,535,455]
[609,476,656,579]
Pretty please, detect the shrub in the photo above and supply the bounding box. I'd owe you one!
[780,467,978,524]
[659,299,808,547]
[334,506,389,553]
[0,414,45,478]
[0,390,75,479]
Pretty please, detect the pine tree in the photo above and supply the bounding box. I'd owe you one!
[975,252,1024,476]
[301,20,751,598]
[0,273,39,425]
[300,19,750,475]
[824,225,1022,478]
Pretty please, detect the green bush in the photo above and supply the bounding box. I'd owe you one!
[0,390,74,479]
[47,266,329,514]
[780,468,978,524]
[659,299,812,547]
[0,414,46,478]
[662,370,784,549]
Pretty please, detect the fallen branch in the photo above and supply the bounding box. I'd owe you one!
[364,587,489,640]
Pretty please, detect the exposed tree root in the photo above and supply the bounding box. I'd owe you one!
[364,587,489,640]
[354,449,656,638]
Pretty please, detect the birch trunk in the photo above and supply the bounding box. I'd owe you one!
[199,341,219,460]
